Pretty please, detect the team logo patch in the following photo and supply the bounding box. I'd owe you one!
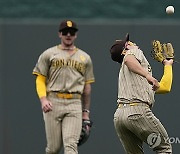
[67,21,73,27]
[80,55,86,62]
[147,133,161,148]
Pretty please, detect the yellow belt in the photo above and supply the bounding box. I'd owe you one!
[56,93,81,99]
[118,102,149,108]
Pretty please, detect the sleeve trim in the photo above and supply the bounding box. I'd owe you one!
[32,72,46,77]
[85,79,95,84]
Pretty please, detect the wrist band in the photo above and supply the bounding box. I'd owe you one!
[83,109,90,113]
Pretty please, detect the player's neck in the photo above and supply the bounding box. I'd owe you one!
[58,44,77,55]
[60,44,76,51]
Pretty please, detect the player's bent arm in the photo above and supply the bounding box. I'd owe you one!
[82,83,92,120]
[124,55,149,78]
[36,74,47,98]
[125,54,160,91]
[156,65,173,94]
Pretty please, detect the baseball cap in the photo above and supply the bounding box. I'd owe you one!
[59,20,78,32]
[110,33,129,63]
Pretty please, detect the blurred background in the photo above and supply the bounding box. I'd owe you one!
[0,0,180,154]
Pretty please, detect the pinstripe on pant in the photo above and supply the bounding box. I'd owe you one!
[113,104,172,154]
[43,93,82,154]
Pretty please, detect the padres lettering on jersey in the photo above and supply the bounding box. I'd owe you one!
[33,45,95,94]
[118,49,155,106]
[52,59,86,75]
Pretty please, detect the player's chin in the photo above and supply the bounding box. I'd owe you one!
[64,40,73,46]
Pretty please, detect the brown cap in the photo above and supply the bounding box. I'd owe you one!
[110,33,129,63]
[59,20,78,32]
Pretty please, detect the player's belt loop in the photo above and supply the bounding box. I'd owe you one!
[56,93,81,99]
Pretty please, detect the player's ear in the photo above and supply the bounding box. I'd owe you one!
[74,32,77,39]
[58,32,62,38]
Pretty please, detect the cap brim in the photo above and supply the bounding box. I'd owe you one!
[59,27,78,32]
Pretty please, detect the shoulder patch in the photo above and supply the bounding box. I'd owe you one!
[80,55,86,62]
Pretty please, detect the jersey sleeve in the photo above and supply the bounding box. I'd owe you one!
[125,49,143,63]
[84,57,95,84]
[32,51,50,77]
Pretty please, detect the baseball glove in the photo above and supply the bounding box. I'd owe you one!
[151,40,174,63]
[78,119,93,146]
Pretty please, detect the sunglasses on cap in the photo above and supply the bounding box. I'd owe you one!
[61,29,77,36]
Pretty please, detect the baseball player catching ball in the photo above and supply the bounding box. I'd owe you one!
[32,20,95,154]
[110,33,173,153]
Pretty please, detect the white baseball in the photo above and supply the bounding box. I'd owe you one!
[166,6,174,14]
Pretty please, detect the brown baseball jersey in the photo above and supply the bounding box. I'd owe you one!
[33,45,95,94]
[117,48,155,107]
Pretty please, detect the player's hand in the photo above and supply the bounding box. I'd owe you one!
[145,74,160,91]
[82,112,90,131]
[40,96,53,113]
[82,112,90,121]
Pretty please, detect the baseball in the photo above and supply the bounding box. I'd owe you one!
[166,6,174,14]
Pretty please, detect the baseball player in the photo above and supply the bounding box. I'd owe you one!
[32,20,95,154]
[110,33,173,153]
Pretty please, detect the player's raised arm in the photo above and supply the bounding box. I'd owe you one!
[124,55,160,91]
[156,59,173,94]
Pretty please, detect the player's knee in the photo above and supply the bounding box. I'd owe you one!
[45,146,60,154]
[63,137,78,153]
[64,144,78,154]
